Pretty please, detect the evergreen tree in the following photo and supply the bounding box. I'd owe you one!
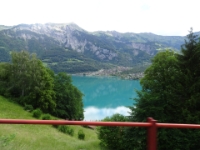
[124,50,185,150]
[177,28,200,123]
[123,29,200,149]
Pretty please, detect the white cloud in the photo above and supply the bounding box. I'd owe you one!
[1,0,200,35]
[84,106,130,121]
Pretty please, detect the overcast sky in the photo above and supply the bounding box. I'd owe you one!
[1,0,200,36]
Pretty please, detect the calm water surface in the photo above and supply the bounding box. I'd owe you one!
[72,75,141,120]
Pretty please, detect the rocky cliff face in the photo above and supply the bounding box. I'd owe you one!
[131,42,156,55]
[9,23,119,61]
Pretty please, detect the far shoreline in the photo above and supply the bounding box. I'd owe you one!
[70,66,144,80]
[71,72,143,80]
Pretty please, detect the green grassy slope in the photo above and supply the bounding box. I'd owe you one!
[0,96,101,150]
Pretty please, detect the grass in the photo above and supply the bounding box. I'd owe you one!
[0,96,101,150]
[50,62,58,65]
[66,59,84,63]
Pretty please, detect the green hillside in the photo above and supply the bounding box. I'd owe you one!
[0,96,101,150]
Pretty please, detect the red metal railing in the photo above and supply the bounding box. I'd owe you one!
[1,117,200,150]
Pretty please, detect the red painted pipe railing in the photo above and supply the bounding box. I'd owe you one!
[0,119,151,127]
[1,117,200,150]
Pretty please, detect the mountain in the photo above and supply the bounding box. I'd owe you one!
[0,23,188,73]
[0,25,12,31]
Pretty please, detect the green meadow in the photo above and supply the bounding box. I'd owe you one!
[0,96,101,150]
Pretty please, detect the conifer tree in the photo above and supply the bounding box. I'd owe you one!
[177,28,200,123]
[122,29,200,149]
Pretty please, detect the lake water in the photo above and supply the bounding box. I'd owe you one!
[72,75,141,120]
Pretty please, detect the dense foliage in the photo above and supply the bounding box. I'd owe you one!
[53,72,84,120]
[97,29,200,149]
[0,51,84,119]
[125,28,200,150]
[7,51,56,113]
[97,114,128,150]
[0,47,10,62]
[78,130,85,140]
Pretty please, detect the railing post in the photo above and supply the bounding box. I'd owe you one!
[147,117,157,150]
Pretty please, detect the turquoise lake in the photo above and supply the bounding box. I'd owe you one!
[72,75,141,120]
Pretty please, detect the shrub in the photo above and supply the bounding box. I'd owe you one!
[32,108,42,119]
[57,125,74,136]
[58,125,68,134]
[24,104,33,112]
[97,114,128,150]
[42,114,51,120]
[78,130,85,140]
[67,128,74,136]
[52,124,59,129]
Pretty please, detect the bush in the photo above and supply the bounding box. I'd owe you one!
[42,114,51,120]
[67,128,74,136]
[78,130,85,140]
[52,124,59,129]
[97,114,128,149]
[58,125,68,133]
[32,108,42,119]
[24,104,33,112]
[57,125,74,136]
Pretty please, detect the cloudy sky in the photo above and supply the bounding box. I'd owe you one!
[1,0,200,36]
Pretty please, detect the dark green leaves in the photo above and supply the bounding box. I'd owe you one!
[0,51,84,118]
[125,29,200,149]
[53,73,84,120]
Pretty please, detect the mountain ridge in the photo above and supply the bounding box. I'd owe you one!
[0,23,194,74]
